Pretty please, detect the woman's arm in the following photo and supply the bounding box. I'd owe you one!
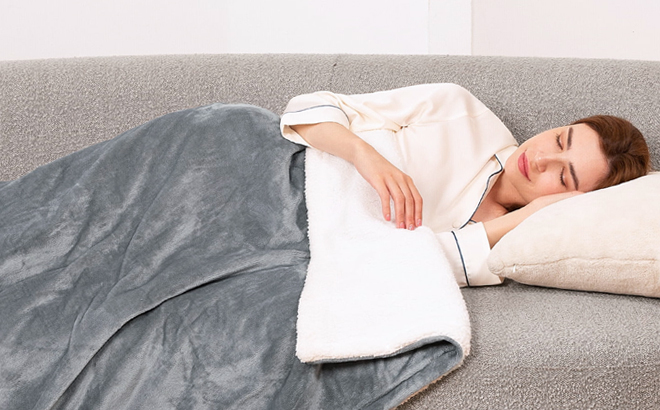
[283,84,485,135]
[291,122,423,230]
[282,83,501,231]
[483,191,582,247]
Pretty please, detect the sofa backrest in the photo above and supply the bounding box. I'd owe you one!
[1,54,658,181]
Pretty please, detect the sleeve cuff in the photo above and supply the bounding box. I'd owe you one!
[280,105,350,147]
[451,222,504,287]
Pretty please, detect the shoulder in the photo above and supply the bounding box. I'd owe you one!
[407,83,490,114]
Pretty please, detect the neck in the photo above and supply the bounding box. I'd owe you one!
[488,171,523,212]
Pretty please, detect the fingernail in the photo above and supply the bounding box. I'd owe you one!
[416,219,422,227]
[399,222,405,229]
[386,214,391,221]
[408,224,414,230]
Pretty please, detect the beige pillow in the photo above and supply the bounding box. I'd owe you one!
[487,173,660,298]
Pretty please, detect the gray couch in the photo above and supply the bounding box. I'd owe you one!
[2,54,659,409]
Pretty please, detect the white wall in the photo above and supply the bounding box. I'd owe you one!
[0,0,469,60]
[429,0,471,55]
[472,0,660,61]
[0,0,657,61]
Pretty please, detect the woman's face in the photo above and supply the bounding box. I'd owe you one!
[501,123,610,207]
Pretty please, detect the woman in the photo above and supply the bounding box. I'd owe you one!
[281,83,651,286]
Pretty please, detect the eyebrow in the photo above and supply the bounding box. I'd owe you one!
[567,127,580,190]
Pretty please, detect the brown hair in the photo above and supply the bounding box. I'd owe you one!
[571,115,651,189]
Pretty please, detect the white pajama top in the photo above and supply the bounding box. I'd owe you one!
[280,83,518,287]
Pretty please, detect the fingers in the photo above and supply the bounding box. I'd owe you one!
[377,187,392,222]
[411,183,423,228]
[355,149,423,229]
[384,175,423,230]
[392,183,407,229]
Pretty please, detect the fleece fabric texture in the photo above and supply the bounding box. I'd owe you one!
[3,54,660,410]
[298,130,470,363]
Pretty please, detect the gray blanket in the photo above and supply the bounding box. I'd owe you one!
[0,104,461,410]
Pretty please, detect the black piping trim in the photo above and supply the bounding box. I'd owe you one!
[460,154,505,229]
[283,105,350,122]
[451,231,470,287]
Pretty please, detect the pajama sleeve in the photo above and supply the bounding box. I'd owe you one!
[280,83,491,146]
[436,223,504,287]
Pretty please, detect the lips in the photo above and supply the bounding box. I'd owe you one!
[518,151,530,180]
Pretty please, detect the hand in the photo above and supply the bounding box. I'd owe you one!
[351,143,423,229]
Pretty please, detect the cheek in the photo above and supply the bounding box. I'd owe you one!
[534,175,563,197]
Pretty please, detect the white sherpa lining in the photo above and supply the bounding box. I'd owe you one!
[296,130,471,363]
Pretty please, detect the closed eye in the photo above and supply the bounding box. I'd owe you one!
[556,132,567,187]
[556,133,563,150]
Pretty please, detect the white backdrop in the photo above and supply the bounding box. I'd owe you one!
[0,0,657,61]
[472,0,660,61]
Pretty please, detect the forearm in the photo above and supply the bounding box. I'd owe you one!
[290,122,373,165]
[291,122,423,229]
[482,207,535,248]
[483,191,581,248]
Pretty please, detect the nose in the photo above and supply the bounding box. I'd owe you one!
[534,152,562,172]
